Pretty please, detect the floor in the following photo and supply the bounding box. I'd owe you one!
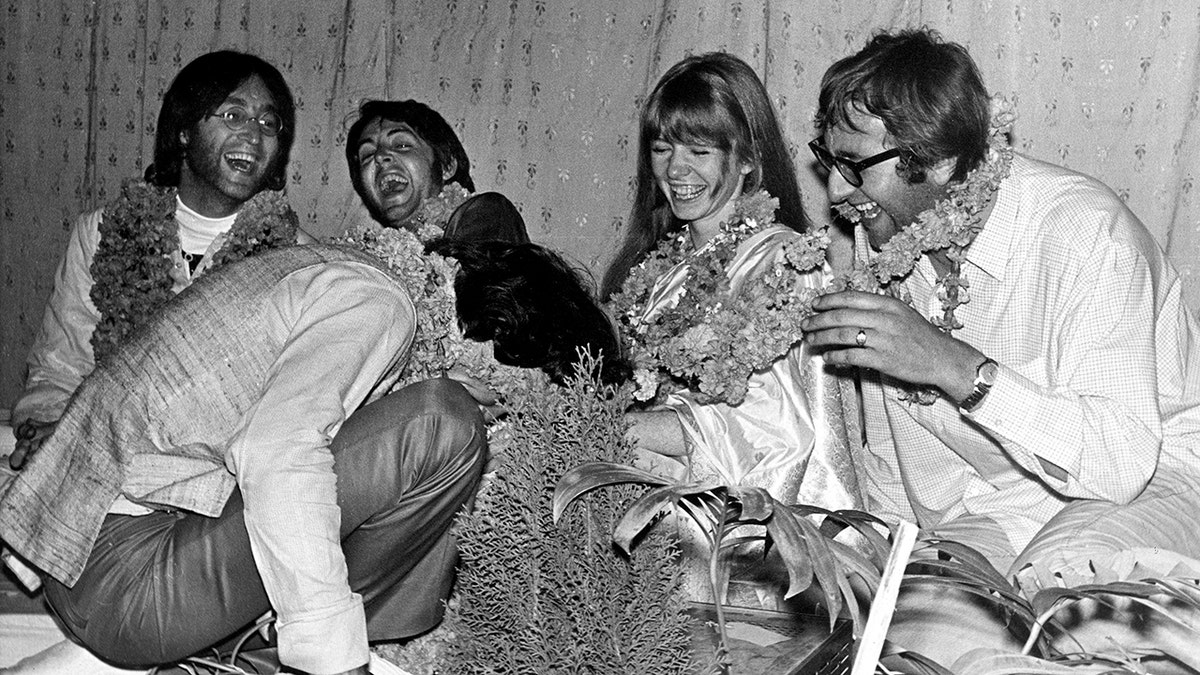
[0,567,69,669]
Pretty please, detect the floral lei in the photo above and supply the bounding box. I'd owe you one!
[831,96,1016,403]
[608,191,830,406]
[90,179,298,361]
[411,183,473,243]
[335,188,545,400]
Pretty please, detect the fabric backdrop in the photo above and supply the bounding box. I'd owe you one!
[2,0,1197,407]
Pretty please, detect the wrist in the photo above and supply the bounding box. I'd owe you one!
[958,357,999,412]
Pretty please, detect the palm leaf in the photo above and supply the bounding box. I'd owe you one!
[790,511,846,628]
[914,537,1012,590]
[611,484,679,554]
[953,649,1143,675]
[791,505,893,568]
[762,506,816,599]
[827,538,882,597]
[551,461,669,523]
[879,647,958,675]
[727,485,774,521]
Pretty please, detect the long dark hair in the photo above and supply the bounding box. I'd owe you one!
[601,52,807,299]
[145,50,295,191]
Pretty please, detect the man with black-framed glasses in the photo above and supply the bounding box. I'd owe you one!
[800,28,1200,668]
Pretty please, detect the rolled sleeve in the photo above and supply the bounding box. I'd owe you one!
[225,261,414,673]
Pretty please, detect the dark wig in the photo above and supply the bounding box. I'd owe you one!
[815,28,990,184]
[601,52,807,299]
[345,100,476,222]
[145,50,295,191]
[428,239,630,387]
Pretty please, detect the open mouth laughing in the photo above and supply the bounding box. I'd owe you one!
[378,172,410,196]
[670,184,706,201]
[833,200,882,224]
[225,151,259,174]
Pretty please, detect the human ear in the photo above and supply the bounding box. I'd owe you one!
[441,156,458,183]
[930,157,957,186]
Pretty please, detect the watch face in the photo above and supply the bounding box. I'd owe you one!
[978,360,1000,386]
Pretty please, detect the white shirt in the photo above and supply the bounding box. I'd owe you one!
[857,154,1200,554]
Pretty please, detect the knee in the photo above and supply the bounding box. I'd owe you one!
[333,378,487,493]
[390,378,488,467]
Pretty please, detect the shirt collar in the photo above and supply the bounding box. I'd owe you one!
[959,153,1026,284]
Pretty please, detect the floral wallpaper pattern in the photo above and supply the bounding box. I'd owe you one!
[2,0,1197,404]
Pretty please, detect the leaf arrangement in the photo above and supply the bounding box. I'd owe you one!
[442,357,698,674]
[898,538,1200,674]
[553,462,890,669]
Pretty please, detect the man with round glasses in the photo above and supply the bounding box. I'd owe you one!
[801,28,1200,667]
[9,50,313,467]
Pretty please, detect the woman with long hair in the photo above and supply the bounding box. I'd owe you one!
[604,53,863,607]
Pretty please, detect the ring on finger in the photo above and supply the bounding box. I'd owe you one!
[855,328,868,348]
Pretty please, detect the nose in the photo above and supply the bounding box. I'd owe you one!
[235,116,264,143]
[666,151,689,179]
[374,149,395,166]
[825,166,856,203]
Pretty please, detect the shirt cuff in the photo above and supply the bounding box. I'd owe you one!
[277,591,370,674]
[964,364,1077,482]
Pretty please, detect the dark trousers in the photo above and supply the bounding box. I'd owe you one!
[43,378,487,667]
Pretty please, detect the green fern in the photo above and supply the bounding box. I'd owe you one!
[442,361,697,674]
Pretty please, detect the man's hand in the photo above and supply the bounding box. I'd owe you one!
[801,290,984,401]
[9,420,56,470]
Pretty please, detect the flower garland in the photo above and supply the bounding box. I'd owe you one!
[830,96,1016,404]
[334,221,545,400]
[608,191,830,406]
[344,182,552,400]
[411,183,473,242]
[90,179,298,361]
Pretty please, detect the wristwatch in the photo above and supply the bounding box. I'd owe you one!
[959,358,999,412]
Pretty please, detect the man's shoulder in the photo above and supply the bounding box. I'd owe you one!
[1005,154,1144,239]
[996,154,1161,268]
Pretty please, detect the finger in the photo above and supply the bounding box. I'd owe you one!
[810,289,889,312]
[9,443,29,470]
[817,342,882,370]
[804,325,872,350]
[801,307,881,333]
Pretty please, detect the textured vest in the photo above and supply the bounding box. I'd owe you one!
[0,244,404,585]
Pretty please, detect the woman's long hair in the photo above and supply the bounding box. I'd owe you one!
[600,52,807,299]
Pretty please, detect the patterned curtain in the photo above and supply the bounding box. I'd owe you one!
[2,0,1197,405]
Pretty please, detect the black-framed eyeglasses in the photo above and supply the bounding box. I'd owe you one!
[808,139,900,188]
[208,107,284,137]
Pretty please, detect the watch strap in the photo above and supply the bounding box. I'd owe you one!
[959,358,998,412]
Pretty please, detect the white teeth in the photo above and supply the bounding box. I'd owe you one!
[855,201,882,219]
[834,200,882,224]
[379,173,407,194]
[672,185,704,200]
[225,152,257,173]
